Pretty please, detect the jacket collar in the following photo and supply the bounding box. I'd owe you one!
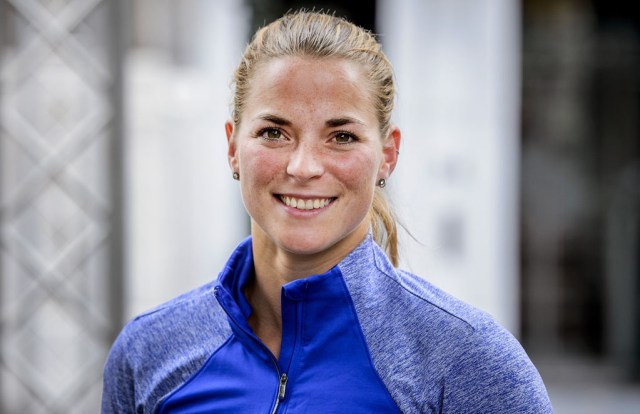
[215,234,380,316]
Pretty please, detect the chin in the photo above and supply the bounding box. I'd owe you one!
[275,226,364,258]
[277,237,335,256]
[253,218,369,259]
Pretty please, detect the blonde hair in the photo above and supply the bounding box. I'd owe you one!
[231,10,400,266]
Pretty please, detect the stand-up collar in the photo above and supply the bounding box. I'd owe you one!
[216,234,376,307]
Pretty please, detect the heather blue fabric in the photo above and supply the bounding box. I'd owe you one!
[102,235,554,413]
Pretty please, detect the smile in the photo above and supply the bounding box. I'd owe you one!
[278,195,334,210]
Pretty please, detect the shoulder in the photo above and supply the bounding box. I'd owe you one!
[340,240,553,413]
[114,281,229,359]
[341,240,507,368]
[440,316,552,413]
[103,281,231,413]
[342,239,497,339]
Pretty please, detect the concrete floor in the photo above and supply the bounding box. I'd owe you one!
[548,383,640,414]
[536,356,640,414]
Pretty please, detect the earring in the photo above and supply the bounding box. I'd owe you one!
[377,178,386,188]
[232,172,240,180]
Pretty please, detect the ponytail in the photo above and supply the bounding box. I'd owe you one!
[370,189,399,267]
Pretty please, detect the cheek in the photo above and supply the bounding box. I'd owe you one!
[329,150,380,188]
[239,144,283,184]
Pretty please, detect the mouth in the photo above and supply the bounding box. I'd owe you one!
[277,195,336,211]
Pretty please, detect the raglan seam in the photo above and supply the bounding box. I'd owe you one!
[155,334,236,413]
[369,244,477,333]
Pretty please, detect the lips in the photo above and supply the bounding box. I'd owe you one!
[278,195,334,210]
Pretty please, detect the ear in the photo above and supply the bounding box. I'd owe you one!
[378,125,401,179]
[226,120,239,173]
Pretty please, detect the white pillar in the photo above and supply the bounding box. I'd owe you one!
[126,0,249,317]
[378,0,521,334]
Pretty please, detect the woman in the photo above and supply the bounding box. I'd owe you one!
[102,11,553,413]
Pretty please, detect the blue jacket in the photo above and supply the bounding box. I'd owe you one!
[102,235,553,413]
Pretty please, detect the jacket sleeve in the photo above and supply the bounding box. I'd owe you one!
[442,319,554,413]
[101,326,136,414]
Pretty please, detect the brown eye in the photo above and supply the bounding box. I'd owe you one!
[260,128,282,140]
[334,132,356,144]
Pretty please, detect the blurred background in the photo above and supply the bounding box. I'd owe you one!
[0,0,638,412]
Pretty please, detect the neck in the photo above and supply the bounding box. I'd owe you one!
[245,221,368,358]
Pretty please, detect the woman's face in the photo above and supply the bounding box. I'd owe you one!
[227,56,399,259]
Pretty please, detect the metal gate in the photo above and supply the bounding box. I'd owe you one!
[0,0,124,412]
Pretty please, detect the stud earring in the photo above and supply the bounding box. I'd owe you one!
[232,172,240,180]
[377,178,386,188]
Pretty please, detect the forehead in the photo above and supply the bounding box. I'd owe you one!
[244,56,376,121]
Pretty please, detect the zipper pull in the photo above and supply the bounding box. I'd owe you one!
[278,373,288,401]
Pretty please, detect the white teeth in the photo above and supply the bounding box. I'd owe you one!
[280,196,332,210]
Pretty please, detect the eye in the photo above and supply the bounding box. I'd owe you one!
[334,131,357,144]
[258,127,283,141]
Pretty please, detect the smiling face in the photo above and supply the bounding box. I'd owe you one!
[227,56,398,261]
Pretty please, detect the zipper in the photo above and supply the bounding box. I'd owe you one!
[270,373,288,414]
[214,287,289,414]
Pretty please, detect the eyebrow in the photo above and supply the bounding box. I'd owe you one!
[257,114,291,126]
[325,117,365,127]
[256,114,364,128]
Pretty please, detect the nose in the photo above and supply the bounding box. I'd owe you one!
[286,142,324,181]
